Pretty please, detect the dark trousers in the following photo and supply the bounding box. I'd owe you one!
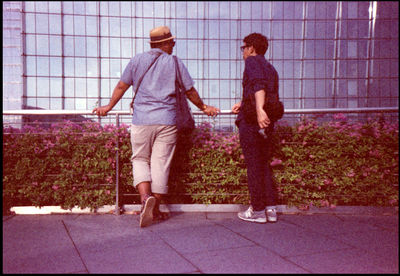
[238,121,277,211]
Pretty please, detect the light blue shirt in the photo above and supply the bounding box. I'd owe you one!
[120,48,194,125]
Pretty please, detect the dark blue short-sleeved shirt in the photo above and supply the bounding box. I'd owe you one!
[236,55,279,125]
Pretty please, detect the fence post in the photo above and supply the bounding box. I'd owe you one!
[115,113,121,215]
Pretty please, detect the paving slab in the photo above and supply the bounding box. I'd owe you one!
[2,215,85,274]
[184,245,309,274]
[62,214,199,273]
[287,248,397,274]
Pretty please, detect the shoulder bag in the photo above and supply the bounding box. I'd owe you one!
[173,56,195,134]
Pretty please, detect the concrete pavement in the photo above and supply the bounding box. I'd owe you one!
[3,211,398,273]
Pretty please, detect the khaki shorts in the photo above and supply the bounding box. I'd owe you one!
[130,124,178,194]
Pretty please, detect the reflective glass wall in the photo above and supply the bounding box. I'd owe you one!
[3,1,399,128]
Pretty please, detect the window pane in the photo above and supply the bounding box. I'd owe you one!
[86,16,98,36]
[49,15,61,34]
[25,34,36,55]
[36,35,49,55]
[37,57,49,76]
[87,37,98,57]
[50,57,62,77]
[75,58,86,77]
[49,36,61,56]
[36,14,49,33]
[50,78,62,97]
[75,37,86,56]
[87,58,98,77]
[37,77,49,96]
[26,77,37,96]
[63,15,74,35]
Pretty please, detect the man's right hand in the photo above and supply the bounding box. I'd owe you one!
[92,105,111,116]
[202,105,220,117]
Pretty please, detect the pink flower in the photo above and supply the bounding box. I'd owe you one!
[369,149,381,158]
[347,170,355,177]
[389,199,398,205]
[52,185,59,191]
[333,113,347,121]
[320,200,329,207]
[270,158,283,167]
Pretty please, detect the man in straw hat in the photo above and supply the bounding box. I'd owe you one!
[93,26,219,227]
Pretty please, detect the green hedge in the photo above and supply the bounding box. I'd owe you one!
[3,115,398,212]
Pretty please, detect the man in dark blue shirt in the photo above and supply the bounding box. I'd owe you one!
[232,33,279,223]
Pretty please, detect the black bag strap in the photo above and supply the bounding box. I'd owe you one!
[172,55,184,91]
[130,52,162,113]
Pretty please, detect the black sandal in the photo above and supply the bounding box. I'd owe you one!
[153,210,170,222]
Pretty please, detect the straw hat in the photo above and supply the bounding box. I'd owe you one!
[149,26,176,44]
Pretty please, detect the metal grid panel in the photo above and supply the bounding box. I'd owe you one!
[3,1,399,129]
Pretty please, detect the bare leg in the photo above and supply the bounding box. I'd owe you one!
[137,181,156,227]
[137,181,152,202]
[153,193,162,212]
[153,193,170,220]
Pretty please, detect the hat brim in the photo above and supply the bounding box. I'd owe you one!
[149,36,176,44]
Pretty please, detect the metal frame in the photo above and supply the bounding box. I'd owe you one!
[15,2,399,129]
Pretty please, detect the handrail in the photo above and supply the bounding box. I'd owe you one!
[2,107,399,116]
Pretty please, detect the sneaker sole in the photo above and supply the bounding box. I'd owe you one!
[237,214,267,224]
[139,196,156,228]
[267,217,277,223]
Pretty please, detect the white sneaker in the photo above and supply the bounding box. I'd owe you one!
[238,206,267,223]
[266,208,278,223]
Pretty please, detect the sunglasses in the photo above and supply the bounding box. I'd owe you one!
[240,45,250,51]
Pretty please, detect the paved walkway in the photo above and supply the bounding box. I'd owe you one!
[3,212,398,274]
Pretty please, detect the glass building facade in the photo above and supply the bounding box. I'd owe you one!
[3,1,399,128]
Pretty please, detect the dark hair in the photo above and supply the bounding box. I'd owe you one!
[243,33,269,55]
[150,39,174,49]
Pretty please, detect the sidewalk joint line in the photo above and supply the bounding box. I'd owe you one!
[61,220,90,274]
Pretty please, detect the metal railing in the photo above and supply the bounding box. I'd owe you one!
[3,107,399,214]
[3,107,399,116]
